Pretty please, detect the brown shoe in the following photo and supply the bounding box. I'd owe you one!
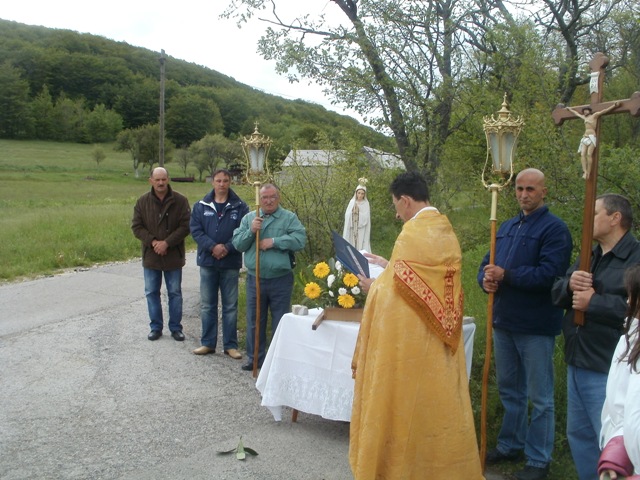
[193,346,215,355]
[224,348,243,359]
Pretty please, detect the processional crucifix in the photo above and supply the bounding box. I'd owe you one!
[551,52,640,325]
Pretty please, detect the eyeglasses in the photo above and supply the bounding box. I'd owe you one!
[260,195,278,201]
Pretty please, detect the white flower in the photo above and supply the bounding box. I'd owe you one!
[338,288,347,295]
[328,291,334,297]
[335,261,343,271]
[327,274,336,287]
[351,286,361,295]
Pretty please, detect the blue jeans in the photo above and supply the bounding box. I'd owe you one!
[199,267,240,350]
[143,267,183,333]
[245,273,293,365]
[493,328,556,468]
[567,365,608,480]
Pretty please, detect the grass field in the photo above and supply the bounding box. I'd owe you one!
[0,139,578,478]
[0,140,254,280]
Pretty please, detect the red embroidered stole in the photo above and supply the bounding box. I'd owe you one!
[393,260,463,352]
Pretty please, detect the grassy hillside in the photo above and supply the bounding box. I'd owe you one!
[0,18,394,155]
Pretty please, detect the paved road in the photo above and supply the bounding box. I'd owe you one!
[0,253,505,479]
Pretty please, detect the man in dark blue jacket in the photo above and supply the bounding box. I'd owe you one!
[190,169,249,359]
[478,168,573,480]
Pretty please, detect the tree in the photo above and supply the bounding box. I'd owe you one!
[92,145,106,169]
[113,75,159,129]
[214,89,252,136]
[222,0,633,184]
[30,85,55,140]
[222,0,515,181]
[175,147,191,176]
[137,123,174,174]
[115,129,141,177]
[0,61,33,138]
[116,123,174,177]
[83,104,123,143]
[510,0,627,104]
[189,133,236,181]
[165,92,224,147]
[50,92,85,142]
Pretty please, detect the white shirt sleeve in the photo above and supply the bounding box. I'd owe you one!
[624,365,640,474]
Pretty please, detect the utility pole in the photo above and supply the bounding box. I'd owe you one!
[159,49,166,167]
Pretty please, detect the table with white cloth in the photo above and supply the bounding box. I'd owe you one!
[255,308,476,422]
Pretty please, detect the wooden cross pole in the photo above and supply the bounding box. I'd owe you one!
[552,52,640,325]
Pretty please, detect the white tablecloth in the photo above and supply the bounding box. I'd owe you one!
[256,308,476,422]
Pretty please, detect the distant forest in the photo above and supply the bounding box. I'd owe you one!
[0,18,394,170]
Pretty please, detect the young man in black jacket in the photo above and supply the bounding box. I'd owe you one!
[552,193,640,480]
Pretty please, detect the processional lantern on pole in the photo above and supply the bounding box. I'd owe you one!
[479,94,524,471]
[241,122,272,379]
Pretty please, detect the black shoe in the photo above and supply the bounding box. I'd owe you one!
[514,465,550,480]
[148,330,162,341]
[485,447,522,465]
[171,331,185,341]
[241,361,262,371]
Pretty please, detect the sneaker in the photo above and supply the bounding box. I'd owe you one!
[485,447,522,465]
[514,465,550,480]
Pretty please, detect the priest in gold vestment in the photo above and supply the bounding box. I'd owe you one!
[350,172,483,479]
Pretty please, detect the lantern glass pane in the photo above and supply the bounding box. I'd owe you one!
[502,132,516,171]
[489,133,502,172]
[257,147,266,171]
[249,148,260,171]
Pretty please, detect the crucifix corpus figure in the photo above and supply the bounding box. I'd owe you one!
[565,101,620,179]
[551,52,640,326]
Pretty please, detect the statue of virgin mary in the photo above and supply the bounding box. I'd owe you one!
[343,178,371,252]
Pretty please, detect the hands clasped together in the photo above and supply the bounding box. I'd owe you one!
[151,239,169,256]
[211,243,228,260]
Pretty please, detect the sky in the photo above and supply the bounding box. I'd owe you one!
[1,1,363,122]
